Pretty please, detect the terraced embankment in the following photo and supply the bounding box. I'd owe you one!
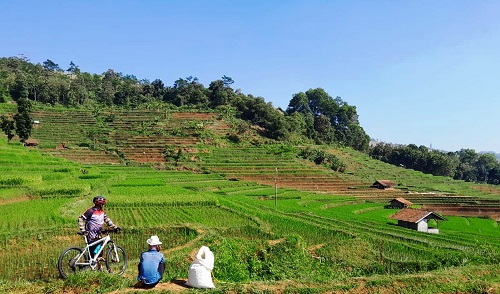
[25,107,500,218]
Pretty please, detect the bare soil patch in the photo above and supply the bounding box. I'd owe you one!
[423,204,500,220]
[108,279,191,293]
[0,195,33,206]
[471,184,500,195]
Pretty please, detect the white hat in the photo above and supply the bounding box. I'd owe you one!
[146,235,162,246]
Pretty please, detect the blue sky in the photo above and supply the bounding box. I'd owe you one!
[2,1,500,153]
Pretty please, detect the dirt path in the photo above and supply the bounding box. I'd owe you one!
[108,279,191,293]
[163,229,206,256]
[0,195,32,206]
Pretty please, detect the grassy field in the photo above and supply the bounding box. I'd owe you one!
[0,106,499,293]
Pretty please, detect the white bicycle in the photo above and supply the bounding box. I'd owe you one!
[57,229,127,279]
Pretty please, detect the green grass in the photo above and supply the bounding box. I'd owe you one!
[0,198,73,233]
[0,106,499,293]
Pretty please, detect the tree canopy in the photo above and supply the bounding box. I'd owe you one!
[369,143,500,185]
[0,56,369,151]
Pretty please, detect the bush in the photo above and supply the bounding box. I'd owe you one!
[298,147,346,172]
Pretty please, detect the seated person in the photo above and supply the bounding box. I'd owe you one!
[135,235,165,288]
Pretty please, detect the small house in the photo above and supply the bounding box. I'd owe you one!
[390,208,446,234]
[371,180,395,190]
[24,139,39,147]
[389,197,413,209]
[56,142,69,149]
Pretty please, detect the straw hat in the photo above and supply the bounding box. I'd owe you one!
[146,235,162,246]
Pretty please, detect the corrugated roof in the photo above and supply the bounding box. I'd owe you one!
[390,208,446,222]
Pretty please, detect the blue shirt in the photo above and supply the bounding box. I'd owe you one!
[137,250,165,285]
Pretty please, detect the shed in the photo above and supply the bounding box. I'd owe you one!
[389,197,413,209]
[371,180,395,190]
[56,142,69,149]
[24,139,39,147]
[390,208,446,234]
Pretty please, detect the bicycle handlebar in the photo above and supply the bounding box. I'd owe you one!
[78,228,121,235]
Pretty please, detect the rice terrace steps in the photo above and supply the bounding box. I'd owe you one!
[196,146,406,198]
[47,147,122,164]
[30,109,229,164]
[22,107,500,216]
[25,108,412,200]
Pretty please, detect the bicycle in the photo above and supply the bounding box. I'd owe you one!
[57,229,127,279]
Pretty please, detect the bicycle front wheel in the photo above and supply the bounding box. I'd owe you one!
[57,247,88,279]
[105,245,127,275]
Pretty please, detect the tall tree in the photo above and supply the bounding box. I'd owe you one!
[476,153,498,183]
[314,114,334,144]
[13,98,32,142]
[287,92,311,114]
[209,77,235,107]
[67,61,80,74]
[151,79,165,100]
[0,70,10,102]
[288,88,368,150]
[100,69,120,106]
[42,59,61,72]
[0,115,15,141]
[10,72,29,101]
[165,76,208,106]
[305,88,337,116]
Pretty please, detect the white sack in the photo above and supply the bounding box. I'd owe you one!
[186,246,215,289]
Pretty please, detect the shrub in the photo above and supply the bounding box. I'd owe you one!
[298,147,346,172]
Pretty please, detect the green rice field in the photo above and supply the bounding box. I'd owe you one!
[0,122,499,293]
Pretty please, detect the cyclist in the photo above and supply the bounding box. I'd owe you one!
[78,196,120,259]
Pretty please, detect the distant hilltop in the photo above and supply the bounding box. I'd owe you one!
[370,140,500,161]
[480,151,500,161]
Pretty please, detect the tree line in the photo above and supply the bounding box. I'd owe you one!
[0,56,369,150]
[370,143,500,185]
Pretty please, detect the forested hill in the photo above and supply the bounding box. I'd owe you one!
[0,56,370,151]
[1,56,500,185]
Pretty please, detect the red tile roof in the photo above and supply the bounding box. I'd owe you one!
[376,180,394,187]
[390,208,446,222]
[392,197,413,206]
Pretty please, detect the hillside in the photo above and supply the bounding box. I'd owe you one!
[26,106,500,206]
[0,105,500,293]
[3,103,500,216]
[3,104,500,215]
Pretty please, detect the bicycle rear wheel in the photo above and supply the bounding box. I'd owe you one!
[105,244,127,275]
[57,247,89,278]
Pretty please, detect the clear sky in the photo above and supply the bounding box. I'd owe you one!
[2,1,500,153]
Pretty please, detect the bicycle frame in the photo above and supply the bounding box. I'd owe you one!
[73,234,120,270]
[59,229,127,279]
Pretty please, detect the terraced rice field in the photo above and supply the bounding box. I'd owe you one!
[18,107,500,219]
[197,147,407,199]
[30,109,230,163]
[1,110,499,292]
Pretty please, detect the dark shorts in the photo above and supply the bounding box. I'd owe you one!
[89,238,103,258]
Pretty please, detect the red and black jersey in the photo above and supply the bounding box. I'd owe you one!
[78,206,116,241]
